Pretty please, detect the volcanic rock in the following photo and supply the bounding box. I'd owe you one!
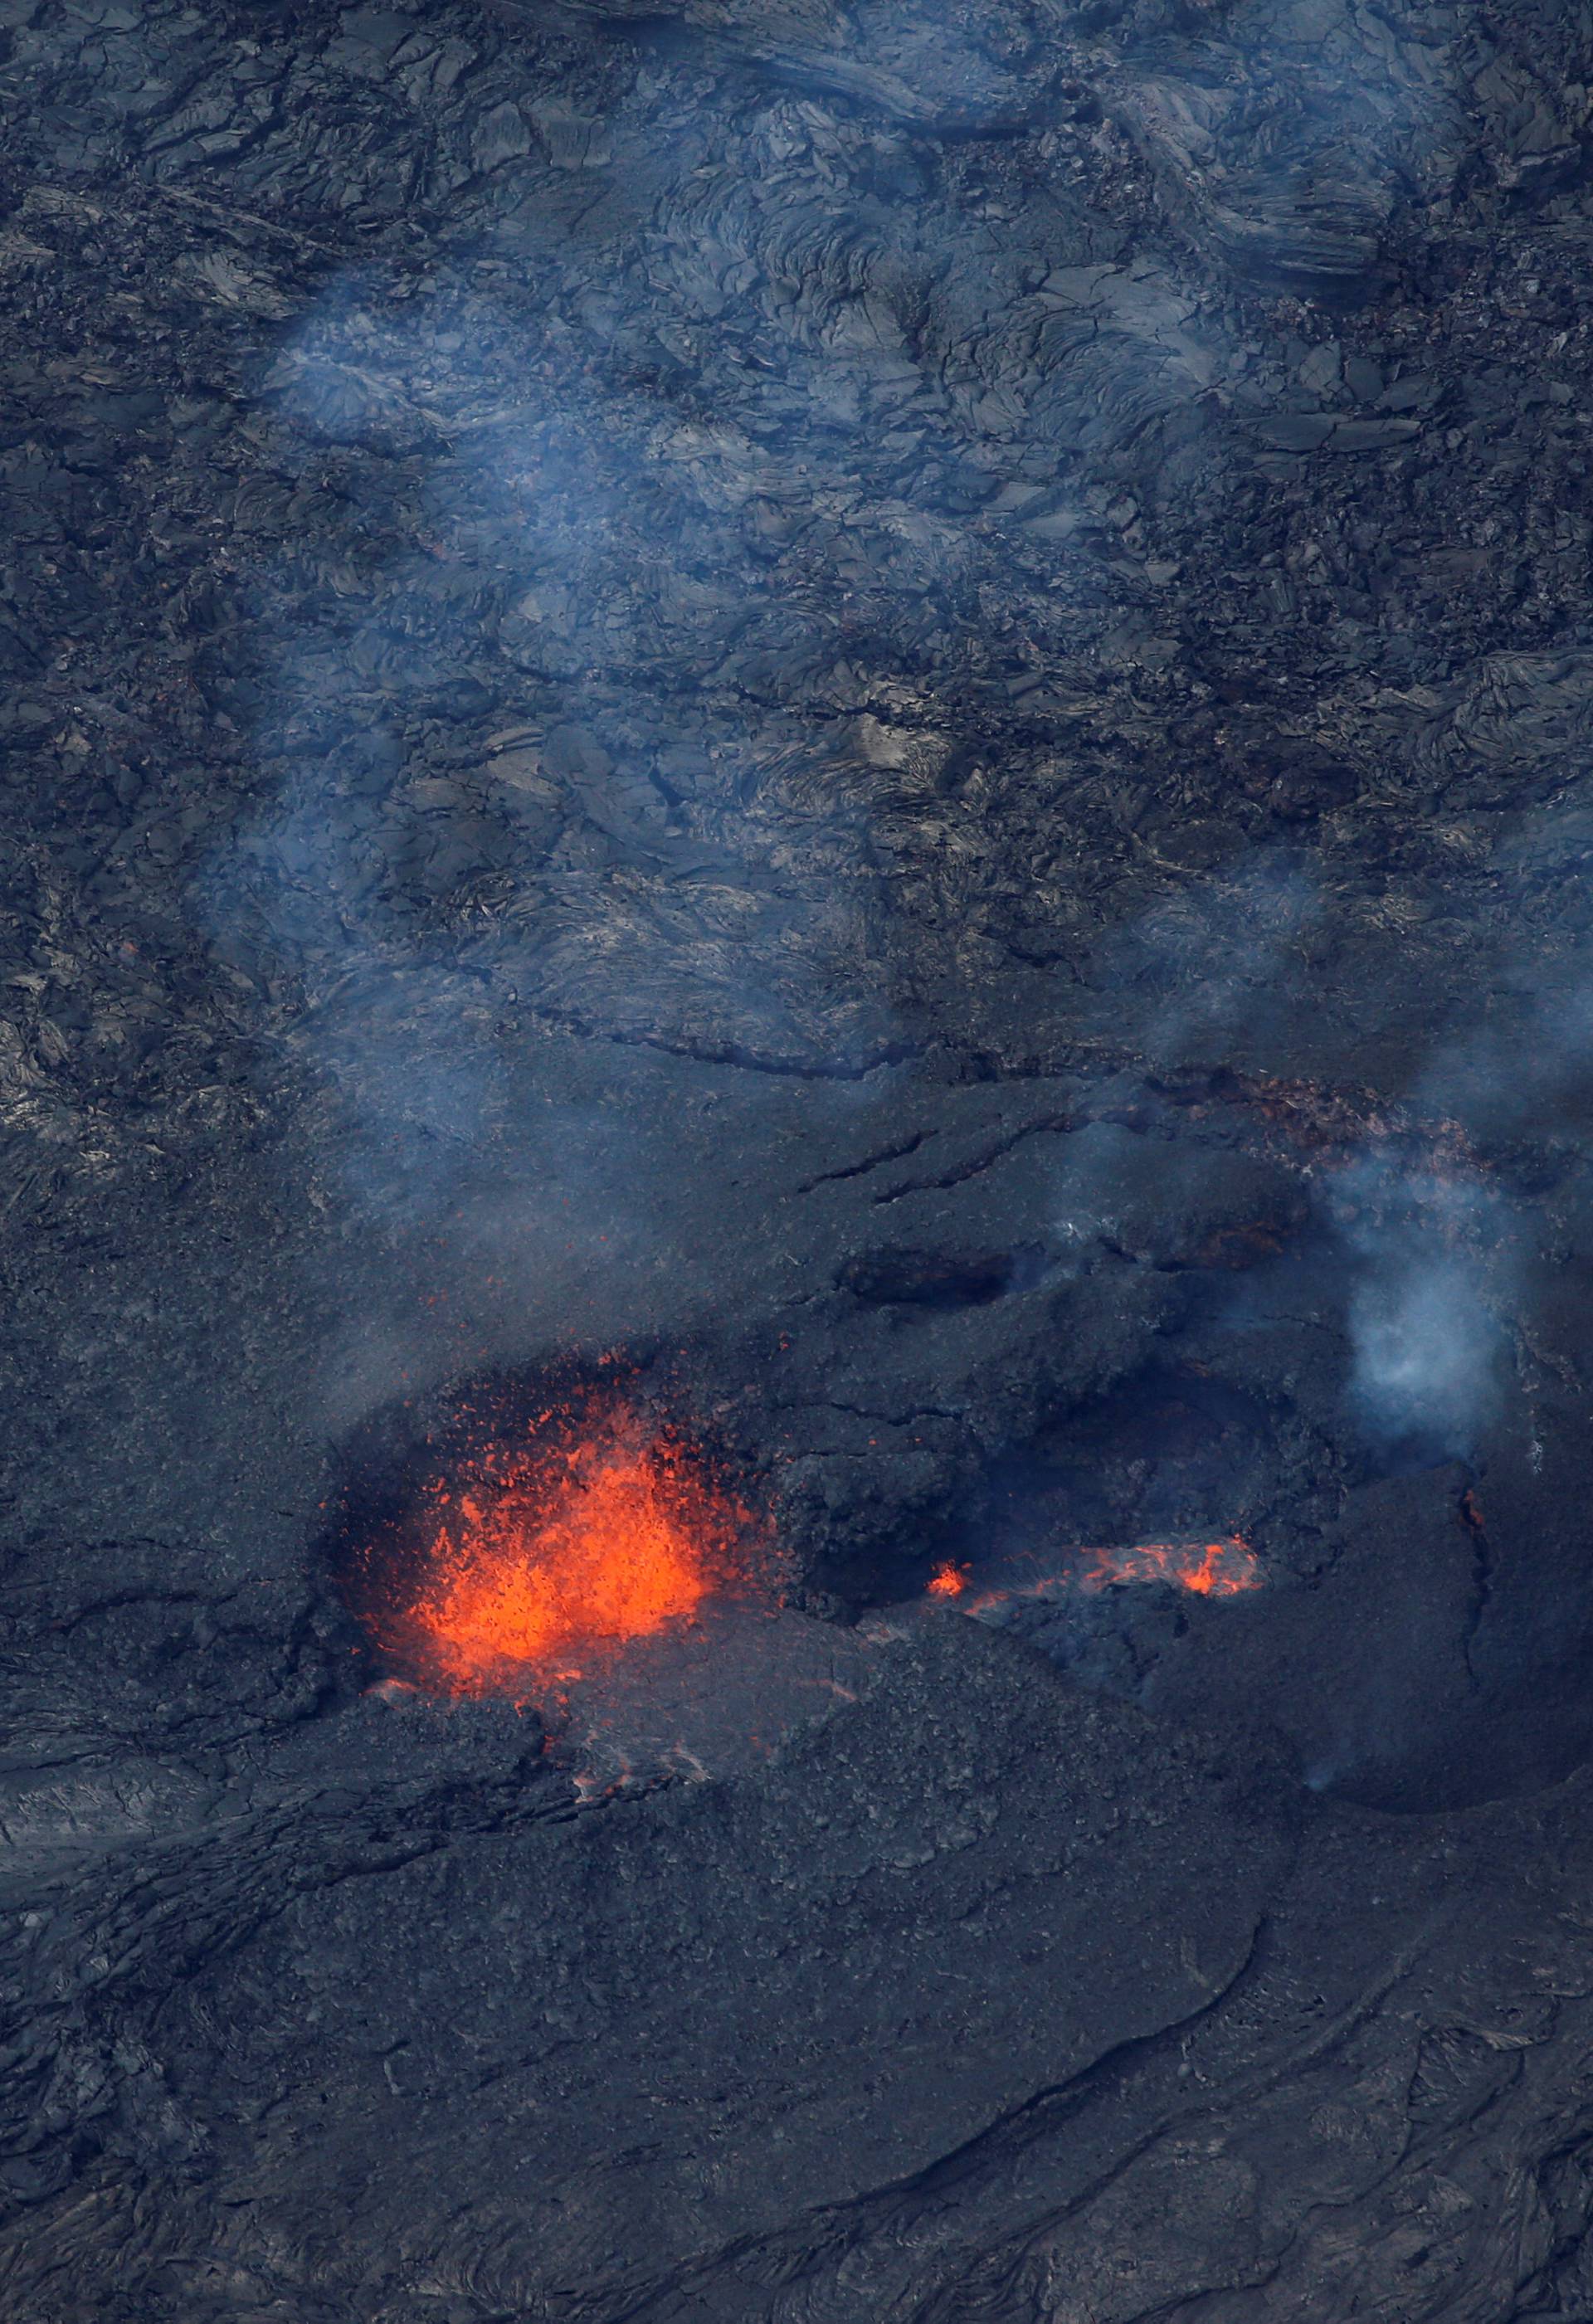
[7,0,1593,2314]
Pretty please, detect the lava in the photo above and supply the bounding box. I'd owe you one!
[351,1392,760,1696]
[1082,1533,1260,1597]
[928,1532,1260,1613]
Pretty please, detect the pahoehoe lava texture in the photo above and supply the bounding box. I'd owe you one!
[10,0,1593,2316]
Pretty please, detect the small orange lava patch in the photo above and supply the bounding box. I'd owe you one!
[927,1559,969,1598]
[353,1396,760,1696]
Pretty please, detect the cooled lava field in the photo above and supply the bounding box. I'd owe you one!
[8,0,1593,2317]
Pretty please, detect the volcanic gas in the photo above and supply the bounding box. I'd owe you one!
[343,1387,762,1697]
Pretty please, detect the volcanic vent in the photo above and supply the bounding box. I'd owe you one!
[329,1368,770,1699]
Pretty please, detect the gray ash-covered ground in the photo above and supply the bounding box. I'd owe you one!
[8,0,1593,2315]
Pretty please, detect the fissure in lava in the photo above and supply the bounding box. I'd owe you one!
[928,1534,1260,1610]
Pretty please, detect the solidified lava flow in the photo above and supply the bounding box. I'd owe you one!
[347,1391,762,1696]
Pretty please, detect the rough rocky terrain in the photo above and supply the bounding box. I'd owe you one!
[8,0,1593,2315]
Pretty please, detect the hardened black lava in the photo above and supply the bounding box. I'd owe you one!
[14,0,1593,2316]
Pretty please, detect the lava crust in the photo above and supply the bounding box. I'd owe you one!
[9,0,1593,2316]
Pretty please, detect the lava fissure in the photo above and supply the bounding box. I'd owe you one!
[1459,1486,1493,1693]
[928,1534,1261,1613]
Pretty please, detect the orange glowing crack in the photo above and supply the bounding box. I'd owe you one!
[1083,1534,1260,1597]
[928,1533,1259,1610]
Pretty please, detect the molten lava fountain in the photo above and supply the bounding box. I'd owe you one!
[353,1393,758,1697]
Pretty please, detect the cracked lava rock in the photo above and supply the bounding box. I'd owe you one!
[9,0,1593,2317]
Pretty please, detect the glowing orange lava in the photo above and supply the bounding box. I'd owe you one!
[928,1532,1260,1611]
[1082,1533,1260,1597]
[358,1397,759,1695]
